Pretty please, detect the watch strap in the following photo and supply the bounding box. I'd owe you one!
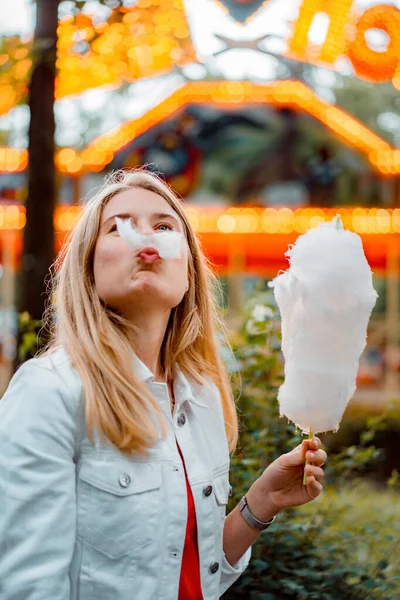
[238,495,276,531]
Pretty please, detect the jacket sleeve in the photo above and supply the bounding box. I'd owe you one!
[219,544,252,597]
[0,360,78,600]
[204,377,253,597]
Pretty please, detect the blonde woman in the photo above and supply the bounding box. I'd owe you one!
[0,169,327,600]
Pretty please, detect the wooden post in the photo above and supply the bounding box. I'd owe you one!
[226,234,246,330]
[393,175,400,208]
[72,175,81,206]
[384,235,400,399]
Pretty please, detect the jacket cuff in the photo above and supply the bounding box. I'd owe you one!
[219,545,252,597]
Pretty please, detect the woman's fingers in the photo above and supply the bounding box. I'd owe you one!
[305,464,324,482]
[306,449,327,467]
[306,476,323,497]
[309,436,321,451]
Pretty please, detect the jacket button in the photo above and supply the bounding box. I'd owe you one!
[203,485,213,497]
[118,473,131,488]
[209,562,219,574]
[229,485,233,497]
[177,413,186,426]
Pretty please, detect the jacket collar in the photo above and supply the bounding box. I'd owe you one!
[132,353,208,408]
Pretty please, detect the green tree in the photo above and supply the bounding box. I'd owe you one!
[332,75,400,146]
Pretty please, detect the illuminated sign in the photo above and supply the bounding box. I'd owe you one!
[288,1,400,85]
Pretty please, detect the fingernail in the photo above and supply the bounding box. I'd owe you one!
[309,452,316,460]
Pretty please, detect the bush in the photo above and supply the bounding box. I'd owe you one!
[17,311,45,363]
[322,408,400,483]
[222,287,400,599]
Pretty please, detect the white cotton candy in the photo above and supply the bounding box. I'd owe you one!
[115,217,183,259]
[268,215,378,435]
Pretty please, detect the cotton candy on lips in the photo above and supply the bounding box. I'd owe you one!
[115,217,183,259]
[268,215,378,435]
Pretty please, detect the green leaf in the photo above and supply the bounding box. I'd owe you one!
[252,559,269,573]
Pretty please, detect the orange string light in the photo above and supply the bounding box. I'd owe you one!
[4,0,400,120]
[0,1,196,118]
[0,205,393,275]
[55,1,196,99]
[2,3,400,172]
[0,149,28,172]
[0,204,396,236]
[3,81,392,175]
[0,205,26,230]
[1,80,397,174]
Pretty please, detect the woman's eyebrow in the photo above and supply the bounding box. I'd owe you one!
[103,212,180,228]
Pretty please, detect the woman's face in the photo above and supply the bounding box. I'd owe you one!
[93,187,189,318]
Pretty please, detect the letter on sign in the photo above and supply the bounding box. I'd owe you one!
[347,4,400,82]
[288,0,353,64]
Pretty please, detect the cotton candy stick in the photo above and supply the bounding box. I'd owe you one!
[115,217,183,259]
[268,214,378,482]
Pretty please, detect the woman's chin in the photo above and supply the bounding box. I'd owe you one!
[132,269,158,284]
[128,275,162,297]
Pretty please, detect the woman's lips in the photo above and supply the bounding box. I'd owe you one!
[138,247,160,263]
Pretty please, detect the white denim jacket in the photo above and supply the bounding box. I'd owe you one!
[0,347,251,600]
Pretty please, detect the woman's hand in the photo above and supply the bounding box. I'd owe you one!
[246,437,327,521]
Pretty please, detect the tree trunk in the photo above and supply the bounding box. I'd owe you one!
[278,107,299,181]
[16,0,59,366]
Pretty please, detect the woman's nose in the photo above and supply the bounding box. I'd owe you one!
[136,221,153,237]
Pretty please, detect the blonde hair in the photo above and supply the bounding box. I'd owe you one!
[41,169,239,456]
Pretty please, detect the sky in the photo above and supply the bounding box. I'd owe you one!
[1,0,396,37]
[0,0,35,35]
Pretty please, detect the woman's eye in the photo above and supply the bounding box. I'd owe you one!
[109,222,172,233]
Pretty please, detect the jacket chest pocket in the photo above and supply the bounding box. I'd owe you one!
[77,459,162,559]
[213,472,230,505]
[211,467,231,531]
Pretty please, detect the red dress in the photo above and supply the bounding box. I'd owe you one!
[176,442,204,600]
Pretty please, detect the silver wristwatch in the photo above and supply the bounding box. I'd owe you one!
[238,495,277,531]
